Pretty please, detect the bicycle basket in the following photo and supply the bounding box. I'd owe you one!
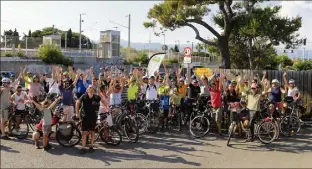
[57,122,74,141]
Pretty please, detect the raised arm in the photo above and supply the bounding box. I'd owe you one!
[283,72,289,88]
[72,69,81,87]
[48,96,63,110]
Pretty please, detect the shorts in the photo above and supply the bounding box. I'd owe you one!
[160,109,169,118]
[43,125,52,134]
[81,118,97,131]
[212,107,223,122]
[0,108,10,121]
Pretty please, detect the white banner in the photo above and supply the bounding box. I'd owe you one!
[147,53,165,77]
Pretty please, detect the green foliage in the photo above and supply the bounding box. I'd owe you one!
[293,60,312,71]
[192,52,211,57]
[38,44,73,66]
[275,55,293,68]
[16,52,25,57]
[4,52,13,57]
[174,44,179,52]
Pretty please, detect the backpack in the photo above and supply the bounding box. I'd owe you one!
[146,84,157,91]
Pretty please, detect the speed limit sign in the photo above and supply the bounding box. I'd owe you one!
[183,47,192,63]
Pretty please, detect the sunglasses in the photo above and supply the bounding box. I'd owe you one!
[251,88,256,90]
[64,82,70,85]
[3,82,10,84]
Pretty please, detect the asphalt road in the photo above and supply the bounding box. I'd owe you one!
[1,127,312,168]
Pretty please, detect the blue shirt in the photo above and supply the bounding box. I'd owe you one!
[160,95,170,110]
[76,79,90,94]
[59,84,75,106]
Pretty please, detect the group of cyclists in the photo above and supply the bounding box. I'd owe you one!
[0,63,304,154]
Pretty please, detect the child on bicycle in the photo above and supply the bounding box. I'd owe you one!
[31,94,63,150]
[170,88,184,116]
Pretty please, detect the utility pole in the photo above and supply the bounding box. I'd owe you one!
[79,13,86,52]
[127,14,131,60]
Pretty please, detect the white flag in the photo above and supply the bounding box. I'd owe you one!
[147,53,165,77]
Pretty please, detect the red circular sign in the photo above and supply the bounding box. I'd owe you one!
[183,47,192,57]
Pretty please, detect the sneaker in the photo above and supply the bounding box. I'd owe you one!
[35,141,41,149]
[79,148,88,155]
[1,135,11,140]
[88,147,95,153]
[46,144,52,150]
[43,146,49,151]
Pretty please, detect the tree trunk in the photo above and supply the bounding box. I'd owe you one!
[218,37,231,69]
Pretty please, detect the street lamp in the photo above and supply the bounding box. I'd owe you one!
[187,41,194,52]
[79,13,86,52]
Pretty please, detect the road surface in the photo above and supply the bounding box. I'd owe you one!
[1,127,312,168]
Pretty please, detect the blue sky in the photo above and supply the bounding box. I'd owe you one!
[1,1,312,48]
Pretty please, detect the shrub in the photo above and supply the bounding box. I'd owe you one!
[17,52,25,57]
[293,60,312,71]
[38,44,73,66]
[4,52,13,57]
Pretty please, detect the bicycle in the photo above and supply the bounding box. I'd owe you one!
[279,96,301,137]
[7,106,30,139]
[94,112,122,146]
[145,100,160,134]
[54,108,82,147]
[113,104,139,143]
[167,104,182,131]
[227,109,278,146]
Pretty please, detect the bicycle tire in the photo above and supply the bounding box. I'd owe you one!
[9,118,29,139]
[135,113,148,134]
[280,115,301,137]
[100,126,122,146]
[56,127,82,147]
[257,121,277,144]
[189,115,210,138]
[124,117,139,143]
[227,122,235,146]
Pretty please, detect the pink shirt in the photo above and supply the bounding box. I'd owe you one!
[208,84,222,108]
[99,92,109,113]
[29,83,42,98]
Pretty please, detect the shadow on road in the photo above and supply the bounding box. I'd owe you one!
[0,145,20,153]
[227,128,312,154]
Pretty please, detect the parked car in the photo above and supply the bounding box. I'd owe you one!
[0,71,15,78]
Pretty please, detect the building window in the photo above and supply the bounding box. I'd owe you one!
[112,43,120,56]
[112,35,120,43]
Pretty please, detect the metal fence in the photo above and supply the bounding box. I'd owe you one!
[214,69,312,106]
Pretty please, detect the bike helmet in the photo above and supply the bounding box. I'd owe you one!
[10,74,15,78]
[142,76,148,80]
[272,79,279,84]
[1,77,10,83]
[33,75,39,79]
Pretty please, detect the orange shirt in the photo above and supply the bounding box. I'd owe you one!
[178,84,188,96]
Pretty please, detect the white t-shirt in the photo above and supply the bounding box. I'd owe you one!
[145,83,159,100]
[46,78,60,94]
[287,87,299,98]
[110,93,121,105]
[13,92,26,110]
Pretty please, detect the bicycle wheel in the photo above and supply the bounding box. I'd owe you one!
[280,115,301,137]
[9,118,29,139]
[189,115,210,138]
[257,121,277,144]
[25,115,37,131]
[124,117,139,143]
[227,122,235,146]
[100,126,122,146]
[147,113,159,134]
[135,113,148,134]
[56,127,82,147]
